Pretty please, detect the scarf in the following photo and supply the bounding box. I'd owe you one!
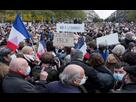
[100,49,108,61]
[23,54,35,62]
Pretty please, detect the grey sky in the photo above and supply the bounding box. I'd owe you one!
[94,10,116,19]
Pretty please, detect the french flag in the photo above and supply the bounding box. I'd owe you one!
[37,32,46,58]
[7,13,30,52]
[74,37,90,59]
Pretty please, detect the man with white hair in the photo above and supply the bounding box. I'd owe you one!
[45,64,87,93]
[56,49,106,93]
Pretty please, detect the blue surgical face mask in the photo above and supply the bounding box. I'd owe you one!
[25,66,31,75]
[132,36,136,40]
[74,40,78,44]
[10,54,17,60]
[113,73,125,81]
[33,40,38,44]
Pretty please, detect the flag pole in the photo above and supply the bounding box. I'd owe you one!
[29,38,37,58]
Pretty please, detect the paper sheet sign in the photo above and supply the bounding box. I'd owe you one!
[96,33,119,47]
[53,33,74,47]
[56,23,84,32]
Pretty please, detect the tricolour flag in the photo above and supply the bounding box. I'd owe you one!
[74,37,90,59]
[7,13,30,52]
[37,32,46,58]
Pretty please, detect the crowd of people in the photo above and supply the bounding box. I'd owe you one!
[0,20,136,93]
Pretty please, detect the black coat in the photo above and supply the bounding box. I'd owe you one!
[121,39,133,49]
[56,60,106,93]
[109,83,136,93]
[2,70,48,93]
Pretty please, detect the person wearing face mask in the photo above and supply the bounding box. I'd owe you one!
[56,49,106,93]
[121,32,135,49]
[123,42,135,56]
[86,41,100,56]
[22,46,41,77]
[0,48,17,93]
[45,64,87,93]
[112,62,129,90]
[74,36,79,45]
[109,65,136,93]
[2,58,48,93]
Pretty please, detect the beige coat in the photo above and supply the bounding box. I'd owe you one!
[105,54,121,73]
[0,63,9,84]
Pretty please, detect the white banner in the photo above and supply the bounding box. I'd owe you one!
[56,23,84,32]
[96,33,119,47]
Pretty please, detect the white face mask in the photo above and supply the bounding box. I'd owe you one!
[79,75,87,85]
[10,54,17,60]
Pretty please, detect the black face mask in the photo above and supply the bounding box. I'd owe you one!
[122,73,128,85]
[86,49,90,53]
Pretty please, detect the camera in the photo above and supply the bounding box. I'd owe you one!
[27,75,39,85]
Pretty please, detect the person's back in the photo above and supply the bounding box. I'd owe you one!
[56,49,106,93]
[88,53,114,92]
[45,80,81,93]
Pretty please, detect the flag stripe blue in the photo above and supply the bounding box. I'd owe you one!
[40,32,46,48]
[13,13,30,39]
[74,37,84,49]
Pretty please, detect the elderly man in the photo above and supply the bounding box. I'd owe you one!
[56,49,106,93]
[121,32,135,49]
[45,64,87,93]
[2,58,48,93]
[22,46,41,76]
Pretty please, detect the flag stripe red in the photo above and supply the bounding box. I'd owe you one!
[6,41,19,52]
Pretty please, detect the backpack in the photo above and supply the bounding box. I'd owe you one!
[94,69,115,92]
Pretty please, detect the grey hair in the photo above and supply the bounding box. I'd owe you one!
[64,55,71,65]
[99,42,108,47]
[70,49,83,60]
[59,70,81,85]
[112,44,125,56]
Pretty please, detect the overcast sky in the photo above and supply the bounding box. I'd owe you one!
[94,10,116,19]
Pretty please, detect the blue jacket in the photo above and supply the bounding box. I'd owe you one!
[89,49,100,55]
[45,80,81,93]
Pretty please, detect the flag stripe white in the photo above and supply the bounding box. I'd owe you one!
[37,42,45,55]
[8,27,26,45]
[79,43,87,56]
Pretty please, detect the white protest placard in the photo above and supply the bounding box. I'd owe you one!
[28,22,32,26]
[96,33,119,47]
[53,33,74,47]
[56,23,84,32]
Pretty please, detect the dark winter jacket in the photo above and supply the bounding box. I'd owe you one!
[32,66,57,83]
[2,70,47,93]
[93,65,115,92]
[56,60,106,93]
[121,39,133,49]
[45,80,81,93]
[0,61,10,93]
[109,83,136,93]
